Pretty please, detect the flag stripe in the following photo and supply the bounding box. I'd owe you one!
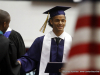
[75,16,93,30]
[78,1,93,16]
[75,16,100,30]
[65,54,91,71]
[68,43,100,58]
[72,27,100,46]
[72,27,92,46]
[65,54,100,71]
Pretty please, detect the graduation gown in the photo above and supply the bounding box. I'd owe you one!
[4,28,26,75]
[18,31,72,75]
[0,34,20,75]
[4,28,26,58]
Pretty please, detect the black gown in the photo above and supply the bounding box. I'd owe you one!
[0,34,20,75]
[4,30,26,75]
[8,30,26,58]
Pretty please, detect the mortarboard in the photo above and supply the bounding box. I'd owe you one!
[40,6,71,33]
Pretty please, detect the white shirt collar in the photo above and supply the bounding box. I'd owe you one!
[6,27,12,32]
[50,30,65,40]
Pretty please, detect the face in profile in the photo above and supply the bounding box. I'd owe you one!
[3,22,9,33]
[50,15,66,32]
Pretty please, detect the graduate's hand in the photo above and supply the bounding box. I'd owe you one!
[59,68,66,74]
[17,60,21,65]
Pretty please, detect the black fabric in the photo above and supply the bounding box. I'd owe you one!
[8,30,26,75]
[0,34,20,75]
[9,30,26,58]
[0,34,8,62]
[55,37,60,46]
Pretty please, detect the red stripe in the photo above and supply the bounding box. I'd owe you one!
[95,16,100,27]
[67,72,100,75]
[75,16,100,30]
[68,43,100,58]
[92,43,100,54]
[75,16,93,30]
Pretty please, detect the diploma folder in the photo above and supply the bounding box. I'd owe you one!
[45,62,65,73]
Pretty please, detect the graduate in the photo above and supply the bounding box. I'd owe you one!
[18,6,72,75]
[0,9,20,75]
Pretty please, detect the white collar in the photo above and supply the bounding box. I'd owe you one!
[50,30,65,40]
[6,27,12,32]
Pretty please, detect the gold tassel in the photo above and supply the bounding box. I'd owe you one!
[39,12,49,33]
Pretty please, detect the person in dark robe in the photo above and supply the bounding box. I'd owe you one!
[18,6,72,75]
[1,9,26,75]
[4,27,26,59]
[0,9,20,75]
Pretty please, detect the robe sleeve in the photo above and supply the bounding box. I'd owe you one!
[7,41,21,75]
[18,37,43,73]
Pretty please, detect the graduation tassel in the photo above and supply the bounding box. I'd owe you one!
[39,12,49,33]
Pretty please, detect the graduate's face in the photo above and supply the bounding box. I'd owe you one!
[50,15,66,32]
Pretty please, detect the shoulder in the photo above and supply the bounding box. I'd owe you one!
[9,30,23,40]
[64,32,72,41]
[0,35,10,47]
[30,35,45,49]
[11,30,21,36]
[34,35,44,43]
[0,35,9,42]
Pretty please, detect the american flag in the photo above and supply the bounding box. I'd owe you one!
[64,0,100,75]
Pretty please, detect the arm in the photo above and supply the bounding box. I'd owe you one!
[18,37,42,73]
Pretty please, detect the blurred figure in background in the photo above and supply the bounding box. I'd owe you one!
[0,9,26,75]
[64,0,100,75]
[0,9,20,75]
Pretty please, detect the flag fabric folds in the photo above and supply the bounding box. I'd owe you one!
[64,0,100,75]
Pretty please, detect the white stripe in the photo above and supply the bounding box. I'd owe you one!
[78,1,100,17]
[93,28,100,43]
[72,27,92,46]
[78,1,93,17]
[72,27,100,46]
[39,31,72,75]
[65,54,91,71]
[64,54,100,74]
[95,2,100,16]
[39,32,51,75]
[93,55,100,70]
[63,32,72,62]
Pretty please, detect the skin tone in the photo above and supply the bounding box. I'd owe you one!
[18,60,21,65]
[0,22,9,34]
[50,15,66,36]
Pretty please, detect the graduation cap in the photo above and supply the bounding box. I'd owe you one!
[40,6,71,33]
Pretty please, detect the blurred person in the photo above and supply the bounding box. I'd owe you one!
[63,0,100,75]
[18,6,72,75]
[0,9,20,75]
[1,9,26,75]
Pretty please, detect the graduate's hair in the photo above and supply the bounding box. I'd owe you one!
[48,17,53,28]
[0,9,10,25]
